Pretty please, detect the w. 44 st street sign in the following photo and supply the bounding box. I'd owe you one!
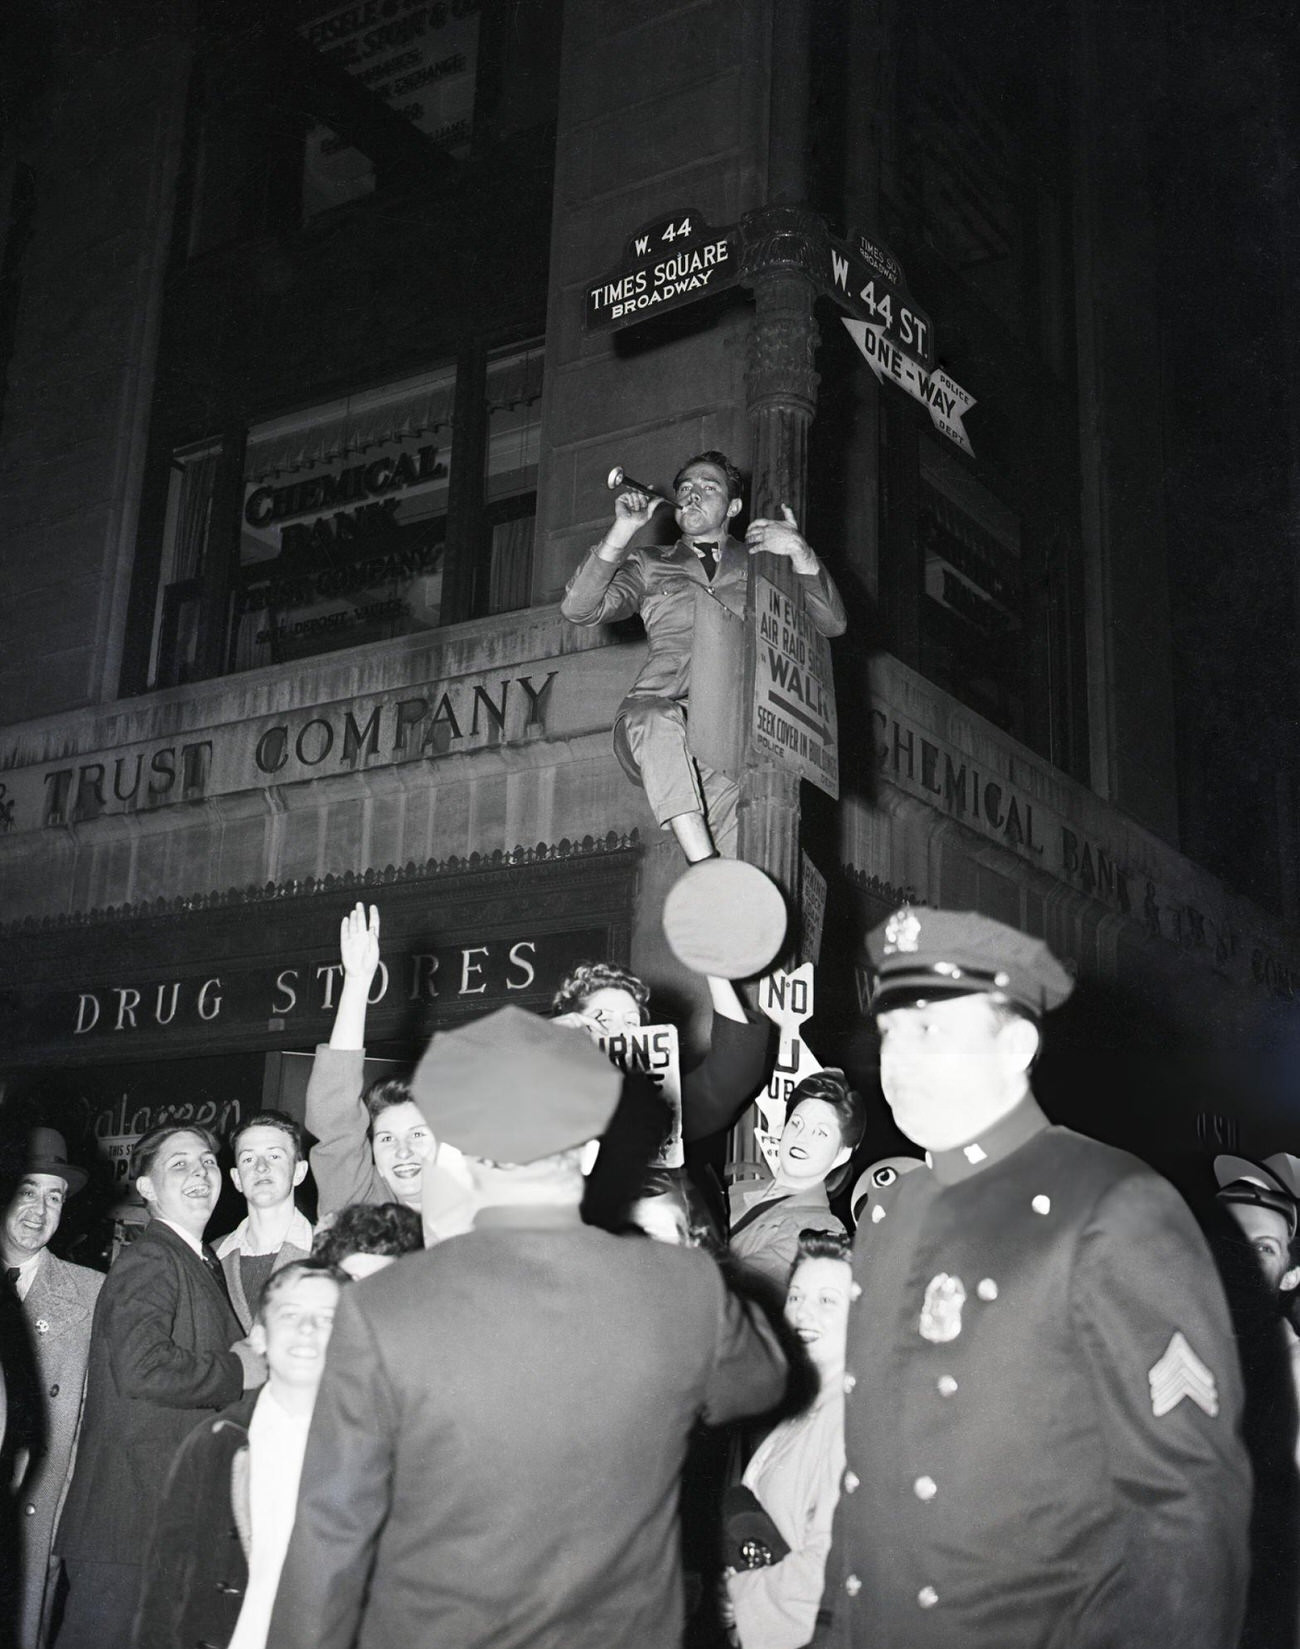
[825,232,936,369]
[825,230,977,456]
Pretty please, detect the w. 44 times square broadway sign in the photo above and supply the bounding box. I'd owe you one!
[586,210,741,329]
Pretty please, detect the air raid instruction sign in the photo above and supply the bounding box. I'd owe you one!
[752,576,839,799]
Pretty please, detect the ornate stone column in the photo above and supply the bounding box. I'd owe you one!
[737,206,826,906]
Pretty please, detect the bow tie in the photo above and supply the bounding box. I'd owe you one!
[691,540,720,580]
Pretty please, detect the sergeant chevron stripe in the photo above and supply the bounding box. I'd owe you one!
[1148,1331,1220,1418]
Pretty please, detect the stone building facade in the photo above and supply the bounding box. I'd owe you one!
[0,0,1295,1202]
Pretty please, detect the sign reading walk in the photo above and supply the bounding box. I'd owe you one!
[752,577,839,799]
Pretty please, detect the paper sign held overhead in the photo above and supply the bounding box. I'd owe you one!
[595,1022,683,1168]
[753,965,820,1172]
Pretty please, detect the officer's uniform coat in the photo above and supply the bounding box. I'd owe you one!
[821,1097,1250,1649]
[13,1250,102,1648]
[270,1207,789,1649]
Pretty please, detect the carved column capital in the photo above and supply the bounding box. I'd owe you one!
[739,205,828,285]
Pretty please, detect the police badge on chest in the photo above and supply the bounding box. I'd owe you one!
[919,1273,966,1343]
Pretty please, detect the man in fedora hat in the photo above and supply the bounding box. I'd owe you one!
[1,1128,102,1648]
[271,1005,790,1649]
[819,907,1250,1649]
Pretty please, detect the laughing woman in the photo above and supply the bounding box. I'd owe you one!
[726,1230,853,1649]
[727,1072,865,1290]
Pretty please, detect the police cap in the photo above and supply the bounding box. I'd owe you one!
[1214,1153,1300,1240]
[410,1005,622,1164]
[864,906,1074,1018]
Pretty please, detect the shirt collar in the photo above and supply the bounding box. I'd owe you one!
[676,534,736,563]
[215,1207,314,1259]
[154,1216,207,1258]
[9,1249,44,1300]
[473,1204,584,1231]
[928,1094,1049,1186]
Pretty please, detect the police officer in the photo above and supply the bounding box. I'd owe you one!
[819,907,1250,1648]
[270,1006,790,1649]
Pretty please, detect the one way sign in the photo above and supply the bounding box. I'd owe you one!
[841,315,977,456]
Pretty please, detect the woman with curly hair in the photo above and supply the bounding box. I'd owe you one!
[551,958,771,1238]
[311,1202,422,1279]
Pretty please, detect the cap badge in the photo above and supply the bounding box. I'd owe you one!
[919,1272,966,1343]
[1149,1331,1219,1419]
[884,907,921,955]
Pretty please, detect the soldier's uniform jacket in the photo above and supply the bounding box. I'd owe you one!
[561,537,846,779]
[269,1207,789,1649]
[821,1096,1251,1649]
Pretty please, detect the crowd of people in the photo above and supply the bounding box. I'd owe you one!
[1,898,1298,1649]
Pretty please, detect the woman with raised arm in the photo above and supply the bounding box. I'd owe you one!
[305,904,474,1241]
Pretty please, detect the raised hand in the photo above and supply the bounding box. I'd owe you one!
[745,504,819,574]
[339,902,380,983]
[613,487,666,530]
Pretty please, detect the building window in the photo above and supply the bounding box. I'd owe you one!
[298,0,481,220]
[149,438,224,686]
[230,366,455,669]
[916,443,1025,740]
[477,341,542,617]
[143,348,542,688]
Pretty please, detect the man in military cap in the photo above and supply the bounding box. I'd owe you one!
[818,907,1250,1648]
[270,1006,790,1649]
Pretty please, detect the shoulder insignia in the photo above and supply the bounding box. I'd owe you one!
[919,1273,966,1343]
[1149,1331,1219,1419]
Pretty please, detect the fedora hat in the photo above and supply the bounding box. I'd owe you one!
[19,1127,88,1196]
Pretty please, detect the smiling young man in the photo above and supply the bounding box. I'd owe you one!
[0,1128,102,1649]
[135,1259,347,1649]
[560,451,846,862]
[54,1126,265,1649]
[215,1112,314,1332]
[820,907,1251,1649]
